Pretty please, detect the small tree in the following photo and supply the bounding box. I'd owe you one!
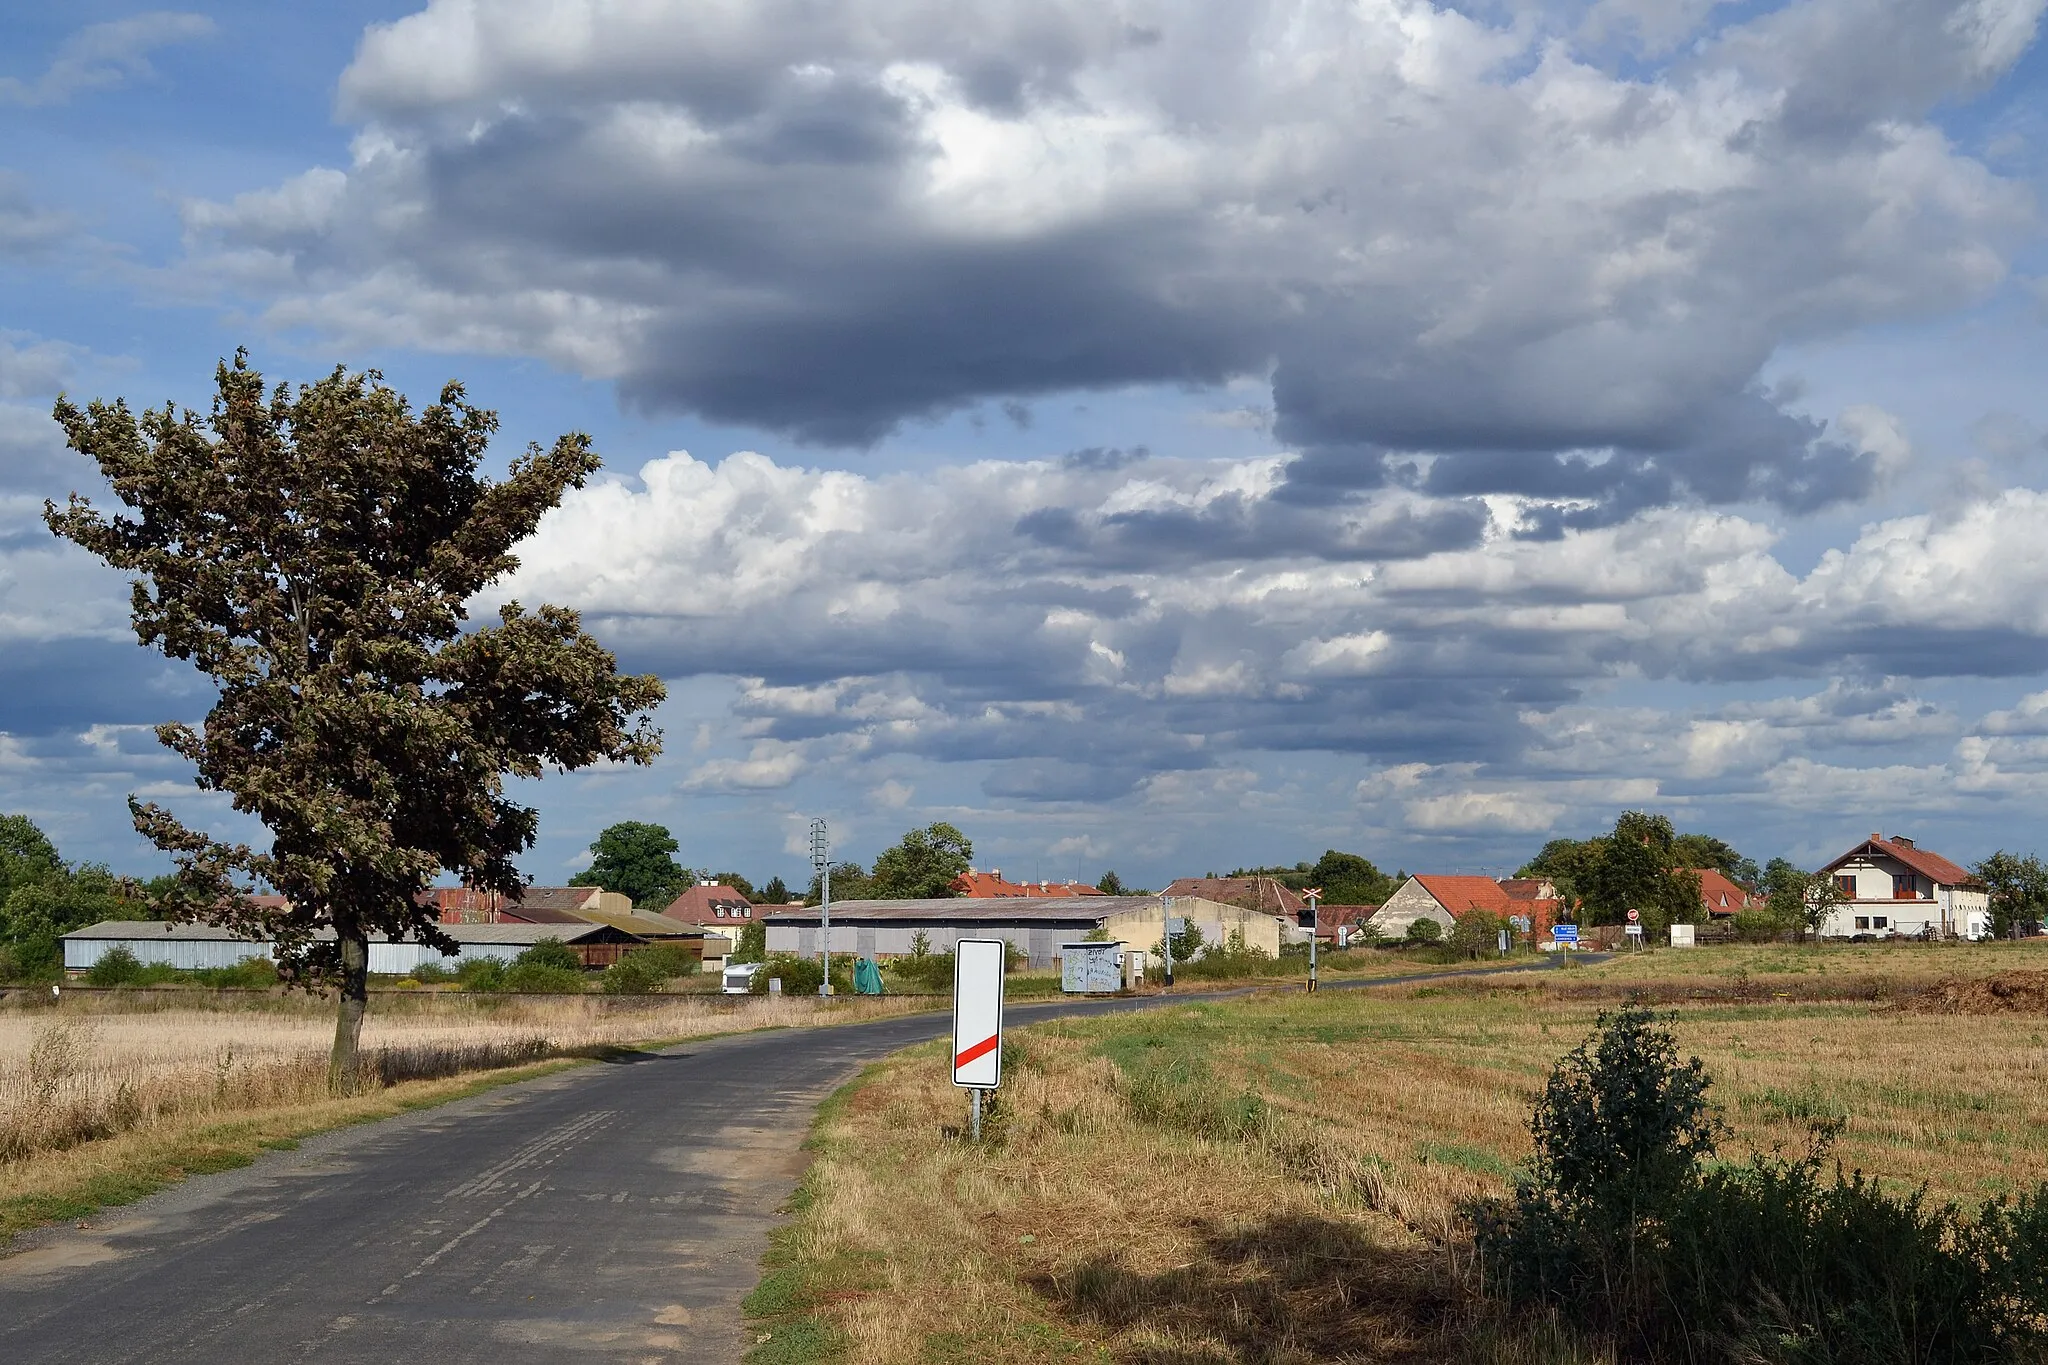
[1976,851,2048,939]
[729,921,766,963]
[1798,873,1847,941]
[758,875,790,905]
[1097,869,1126,896]
[46,355,664,1091]
[571,822,687,907]
[1448,909,1505,959]
[1404,916,1443,946]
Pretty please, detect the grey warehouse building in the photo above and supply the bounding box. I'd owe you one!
[761,894,1283,969]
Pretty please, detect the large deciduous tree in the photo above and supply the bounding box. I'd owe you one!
[46,354,664,1090]
[868,822,973,899]
[1975,851,2048,939]
[571,821,688,907]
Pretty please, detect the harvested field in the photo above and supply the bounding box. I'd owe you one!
[749,957,2048,1365]
[0,991,919,1166]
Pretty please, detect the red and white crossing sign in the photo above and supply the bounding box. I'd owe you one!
[951,938,1006,1089]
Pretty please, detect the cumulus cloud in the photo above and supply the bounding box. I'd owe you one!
[0,12,215,107]
[176,0,2040,517]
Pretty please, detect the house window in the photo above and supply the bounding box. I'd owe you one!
[714,907,727,918]
[1893,874,1917,900]
[1873,916,1888,930]
[742,907,751,918]
[1854,916,1870,930]
[1834,874,1857,898]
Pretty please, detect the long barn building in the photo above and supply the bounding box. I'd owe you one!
[762,894,1283,969]
[61,919,663,975]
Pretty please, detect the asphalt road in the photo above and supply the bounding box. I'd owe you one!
[0,960,1581,1363]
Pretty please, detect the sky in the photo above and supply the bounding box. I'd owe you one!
[4,0,2048,893]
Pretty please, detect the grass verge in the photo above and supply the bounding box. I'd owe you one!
[747,947,2048,1363]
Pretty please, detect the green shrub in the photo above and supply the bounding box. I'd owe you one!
[1180,928,1281,980]
[498,961,585,993]
[1729,907,1786,943]
[1447,910,1505,959]
[1403,917,1443,945]
[456,956,504,991]
[600,953,666,995]
[1472,1005,2048,1362]
[85,945,146,986]
[186,957,276,988]
[409,959,455,983]
[887,949,954,991]
[514,938,583,972]
[747,953,853,996]
[728,922,766,964]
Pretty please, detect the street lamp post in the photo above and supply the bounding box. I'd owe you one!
[810,818,832,996]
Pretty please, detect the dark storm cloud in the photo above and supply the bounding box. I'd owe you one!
[183,0,2039,515]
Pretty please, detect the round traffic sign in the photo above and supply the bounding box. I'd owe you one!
[1626,909,1640,923]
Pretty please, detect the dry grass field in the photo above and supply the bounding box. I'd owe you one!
[748,941,2048,1365]
[0,988,922,1241]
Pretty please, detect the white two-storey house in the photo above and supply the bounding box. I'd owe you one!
[1815,834,1988,940]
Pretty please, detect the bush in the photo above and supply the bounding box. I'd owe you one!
[728,922,766,964]
[1403,917,1443,945]
[1447,910,1506,959]
[85,945,145,986]
[888,949,953,992]
[1729,907,1786,943]
[599,943,698,996]
[514,938,583,972]
[747,953,853,996]
[1472,1005,2048,1362]
[456,957,504,991]
[410,959,455,983]
[498,962,585,993]
[1180,928,1281,980]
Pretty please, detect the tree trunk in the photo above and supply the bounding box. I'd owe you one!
[328,929,369,1095]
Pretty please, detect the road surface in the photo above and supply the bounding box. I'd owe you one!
[0,961,1577,1362]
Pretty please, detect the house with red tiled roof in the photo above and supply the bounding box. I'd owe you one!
[660,883,759,968]
[432,885,632,924]
[1314,904,1381,947]
[1368,875,1560,939]
[1814,834,1989,939]
[1693,869,1758,918]
[1159,876,1304,917]
[950,869,1105,898]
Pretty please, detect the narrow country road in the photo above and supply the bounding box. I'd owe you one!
[0,960,1581,1363]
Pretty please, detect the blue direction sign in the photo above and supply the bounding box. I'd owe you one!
[1552,924,1580,944]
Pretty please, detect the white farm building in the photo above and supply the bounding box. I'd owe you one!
[1813,835,1990,940]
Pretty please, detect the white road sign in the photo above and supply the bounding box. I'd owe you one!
[951,939,1007,1089]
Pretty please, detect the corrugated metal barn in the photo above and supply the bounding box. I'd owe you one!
[761,894,1282,969]
[62,920,649,975]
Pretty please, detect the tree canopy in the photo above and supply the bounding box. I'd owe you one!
[571,821,689,907]
[1224,850,1397,905]
[1976,851,2048,939]
[0,814,138,980]
[1520,812,1705,931]
[869,822,974,899]
[46,354,664,1087]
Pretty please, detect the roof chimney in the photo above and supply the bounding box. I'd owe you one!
[1890,835,1915,849]
[991,868,1000,878]
[1870,832,1883,842]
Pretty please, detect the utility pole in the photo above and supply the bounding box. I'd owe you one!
[1303,888,1321,993]
[810,818,832,996]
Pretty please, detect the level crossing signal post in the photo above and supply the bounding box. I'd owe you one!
[810,818,832,996]
[951,939,1006,1140]
[1298,889,1321,993]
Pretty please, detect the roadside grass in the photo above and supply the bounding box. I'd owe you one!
[754,966,2048,1363]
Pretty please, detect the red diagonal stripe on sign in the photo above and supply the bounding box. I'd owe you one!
[954,1034,1000,1070]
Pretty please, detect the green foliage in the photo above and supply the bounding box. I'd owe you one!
[728,921,766,963]
[705,871,756,899]
[1729,906,1786,942]
[514,938,583,972]
[747,953,854,996]
[1096,870,1126,896]
[867,822,973,899]
[1976,850,2048,939]
[1179,928,1280,980]
[1474,1006,2048,1362]
[44,353,665,1029]
[0,814,62,903]
[806,861,873,904]
[1403,917,1443,945]
[456,957,504,990]
[757,875,790,905]
[1672,833,1760,890]
[886,947,953,991]
[571,822,688,907]
[599,953,664,995]
[1152,919,1205,965]
[498,962,585,993]
[0,825,140,980]
[1447,909,1506,959]
[409,959,455,983]
[85,946,146,986]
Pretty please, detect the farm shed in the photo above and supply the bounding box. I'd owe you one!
[63,920,647,975]
[762,894,1281,970]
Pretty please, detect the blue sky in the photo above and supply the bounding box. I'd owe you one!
[4,0,2048,893]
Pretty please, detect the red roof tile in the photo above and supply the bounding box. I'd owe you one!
[1160,876,1304,915]
[1821,835,1979,888]
[949,871,1105,898]
[1692,869,1757,915]
[660,884,758,926]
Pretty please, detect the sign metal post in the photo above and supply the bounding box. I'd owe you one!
[1302,888,1321,993]
[952,938,1006,1140]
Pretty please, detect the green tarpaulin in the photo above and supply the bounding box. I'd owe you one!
[853,957,884,995]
